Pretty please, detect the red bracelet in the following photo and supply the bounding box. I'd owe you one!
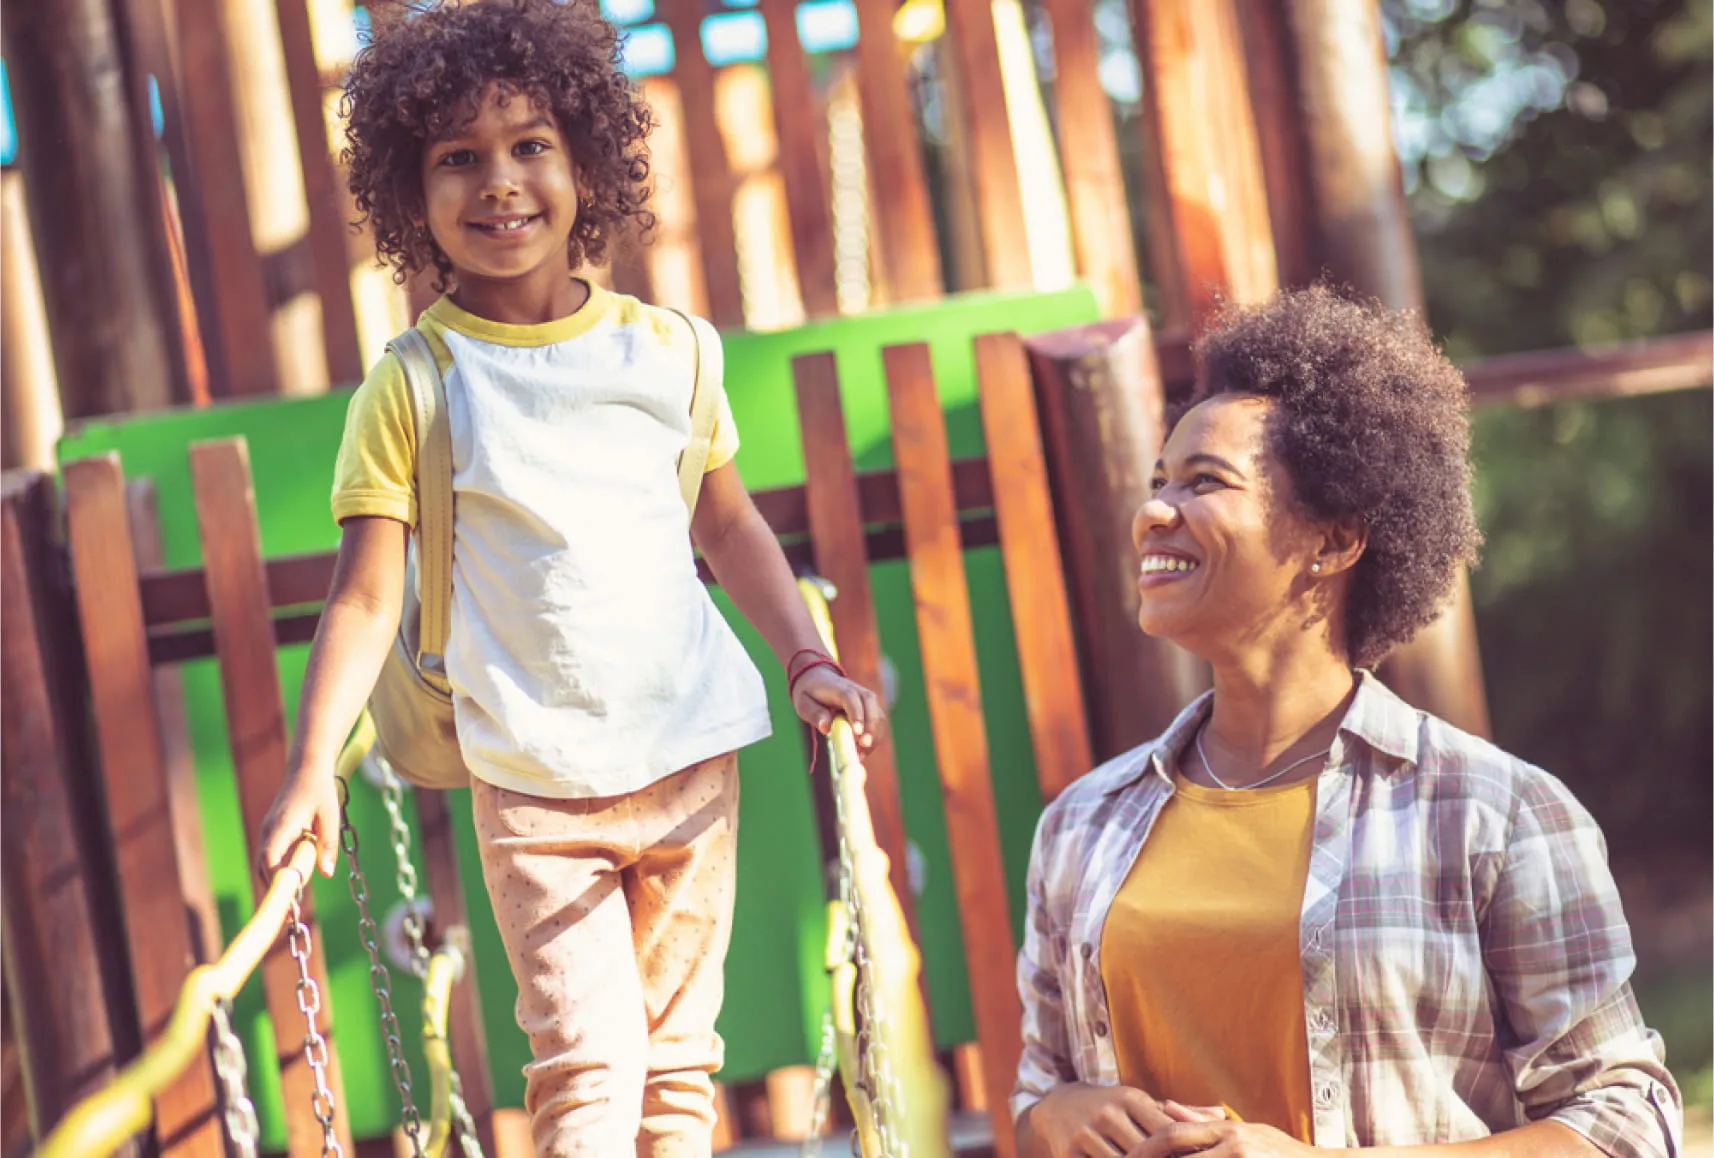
[788,656,845,700]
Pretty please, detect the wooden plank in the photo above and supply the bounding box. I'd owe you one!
[1129,0,1277,323]
[849,0,943,302]
[659,0,746,327]
[883,343,1021,1158]
[2,0,181,417]
[1035,0,1141,316]
[1022,318,1205,758]
[62,455,221,1156]
[187,438,355,1158]
[127,482,223,966]
[411,789,504,1158]
[170,0,281,396]
[1465,330,1714,407]
[0,473,136,1154]
[761,0,839,318]
[1236,0,1317,290]
[941,0,1032,290]
[274,0,364,384]
[793,353,922,944]
[972,333,1092,800]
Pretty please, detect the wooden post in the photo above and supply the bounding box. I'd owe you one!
[0,171,62,471]
[1130,0,1278,324]
[761,0,839,318]
[1,0,179,418]
[885,343,1022,1158]
[1024,318,1208,758]
[63,456,225,1157]
[1284,0,1490,737]
[1236,1,1318,290]
[850,0,944,302]
[1035,0,1141,316]
[659,0,747,327]
[0,473,137,1155]
[188,439,356,1157]
[941,0,1033,290]
[639,77,709,318]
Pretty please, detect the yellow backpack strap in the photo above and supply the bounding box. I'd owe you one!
[387,327,453,685]
[670,309,724,517]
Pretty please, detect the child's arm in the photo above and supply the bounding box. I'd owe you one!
[257,516,408,878]
[692,462,887,748]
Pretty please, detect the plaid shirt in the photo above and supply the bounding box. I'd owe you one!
[1013,672,1682,1155]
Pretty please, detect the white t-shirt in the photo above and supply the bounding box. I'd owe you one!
[331,285,772,797]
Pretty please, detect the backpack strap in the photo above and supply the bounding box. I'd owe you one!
[670,309,724,517]
[386,327,453,689]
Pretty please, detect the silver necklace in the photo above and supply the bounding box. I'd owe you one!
[1194,722,1330,791]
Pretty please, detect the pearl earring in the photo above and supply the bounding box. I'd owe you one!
[1311,562,1322,574]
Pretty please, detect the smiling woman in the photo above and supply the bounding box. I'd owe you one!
[1013,287,1683,1158]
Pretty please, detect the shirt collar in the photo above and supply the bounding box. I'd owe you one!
[1101,668,1419,797]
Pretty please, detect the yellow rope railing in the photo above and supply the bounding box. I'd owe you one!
[38,717,377,1158]
[419,927,470,1158]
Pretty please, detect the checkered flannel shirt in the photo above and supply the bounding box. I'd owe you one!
[1013,671,1682,1155]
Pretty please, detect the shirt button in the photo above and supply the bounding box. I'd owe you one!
[1314,1011,1337,1035]
[1080,943,1095,960]
[1315,1080,1339,1107]
[1093,1021,1109,1038]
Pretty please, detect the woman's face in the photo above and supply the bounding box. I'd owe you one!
[1131,394,1329,658]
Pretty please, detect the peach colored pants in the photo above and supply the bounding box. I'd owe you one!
[471,753,739,1158]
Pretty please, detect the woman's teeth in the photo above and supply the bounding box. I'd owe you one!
[1140,555,1198,574]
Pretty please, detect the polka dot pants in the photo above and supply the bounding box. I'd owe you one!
[471,753,739,1157]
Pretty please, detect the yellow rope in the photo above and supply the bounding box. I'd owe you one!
[419,929,468,1158]
[39,715,377,1158]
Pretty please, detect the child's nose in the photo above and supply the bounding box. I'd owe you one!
[480,160,523,199]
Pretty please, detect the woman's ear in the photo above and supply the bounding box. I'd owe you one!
[1313,517,1367,578]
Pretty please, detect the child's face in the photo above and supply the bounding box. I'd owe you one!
[419,85,579,288]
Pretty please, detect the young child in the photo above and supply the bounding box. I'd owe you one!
[257,3,885,1154]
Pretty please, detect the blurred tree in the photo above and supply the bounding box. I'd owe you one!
[1382,0,1712,860]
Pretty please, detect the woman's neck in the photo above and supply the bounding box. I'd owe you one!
[1202,644,1357,774]
[449,267,589,327]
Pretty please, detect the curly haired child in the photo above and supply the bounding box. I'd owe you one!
[257,3,885,1154]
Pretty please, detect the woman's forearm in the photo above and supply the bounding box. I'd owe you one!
[1358,1120,1604,1158]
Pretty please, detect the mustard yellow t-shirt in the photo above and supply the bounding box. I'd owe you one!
[1100,771,1317,1141]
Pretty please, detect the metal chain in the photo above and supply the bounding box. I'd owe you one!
[286,888,344,1158]
[801,1007,840,1158]
[210,998,261,1158]
[338,781,426,1157]
[448,1072,487,1158]
[372,752,433,977]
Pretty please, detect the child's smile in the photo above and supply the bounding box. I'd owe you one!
[420,83,584,319]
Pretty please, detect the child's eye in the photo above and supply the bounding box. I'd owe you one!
[439,148,476,167]
[516,140,549,156]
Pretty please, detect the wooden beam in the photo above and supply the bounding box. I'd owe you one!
[941,0,1033,290]
[275,0,365,384]
[762,0,840,318]
[1036,0,1141,316]
[973,333,1094,800]
[1237,0,1318,289]
[168,0,280,396]
[1,0,181,418]
[850,0,943,302]
[1465,330,1714,408]
[188,439,356,1157]
[1,473,136,1155]
[793,353,923,947]
[659,0,747,327]
[1130,0,1277,323]
[0,172,63,471]
[885,343,1021,1158]
[63,455,222,1156]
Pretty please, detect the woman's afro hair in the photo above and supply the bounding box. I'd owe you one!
[342,0,654,288]
[1187,285,1483,667]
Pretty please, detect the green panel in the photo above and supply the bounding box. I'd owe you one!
[57,284,1101,1143]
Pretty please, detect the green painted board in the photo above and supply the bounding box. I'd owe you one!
[56,283,1101,1146]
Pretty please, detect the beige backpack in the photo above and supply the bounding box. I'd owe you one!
[367,312,724,790]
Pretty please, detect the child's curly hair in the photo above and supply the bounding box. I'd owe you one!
[1187,285,1484,668]
[343,0,654,288]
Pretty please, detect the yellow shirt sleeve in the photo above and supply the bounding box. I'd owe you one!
[706,378,740,472]
[331,351,417,526]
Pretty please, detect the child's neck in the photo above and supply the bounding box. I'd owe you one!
[448,267,591,327]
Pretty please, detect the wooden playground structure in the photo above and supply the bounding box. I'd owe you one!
[2,0,1711,1155]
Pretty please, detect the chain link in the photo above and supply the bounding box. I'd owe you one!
[801,1007,839,1158]
[286,886,345,1158]
[211,998,261,1158]
[371,752,433,978]
[338,779,426,1157]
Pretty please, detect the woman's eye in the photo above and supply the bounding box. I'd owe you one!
[1192,473,1224,489]
[1148,476,1167,493]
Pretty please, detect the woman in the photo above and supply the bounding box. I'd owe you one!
[1013,288,1681,1158]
